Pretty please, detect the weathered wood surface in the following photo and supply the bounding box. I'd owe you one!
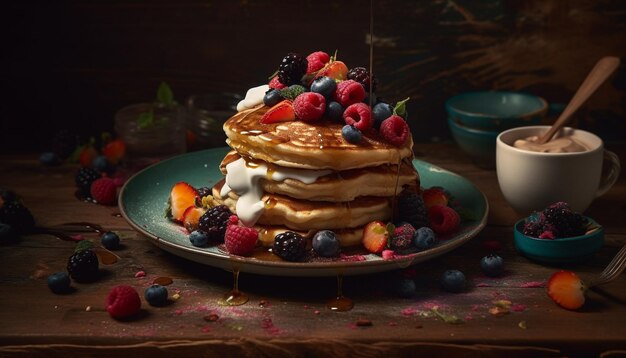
[0,143,625,357]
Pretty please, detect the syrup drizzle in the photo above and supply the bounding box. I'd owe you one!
[218,265,249,306]
[326,273,354,311]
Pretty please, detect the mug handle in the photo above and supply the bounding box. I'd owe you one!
[596,149,621,197]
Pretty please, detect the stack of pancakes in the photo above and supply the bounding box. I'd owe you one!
[212,105,419,247]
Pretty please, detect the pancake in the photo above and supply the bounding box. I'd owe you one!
[224,105,414,171]
[212,179,391,231]
[220,151,419,201]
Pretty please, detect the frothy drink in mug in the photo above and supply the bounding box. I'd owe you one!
[513,135,589,153]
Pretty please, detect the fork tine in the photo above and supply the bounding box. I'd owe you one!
[599,245,626,277]
[599,250,626,281]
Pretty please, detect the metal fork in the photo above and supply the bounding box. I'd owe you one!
[588,245,626,288]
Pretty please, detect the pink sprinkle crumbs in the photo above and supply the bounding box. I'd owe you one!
[201,326,211,333]
[465,315,474,321]
[476,282,491,287]
[471,305,480,311]
[175,309,183,315]
[401,308,417,316]
[134,271,146,278]
[339,254,366,262]
[70,234,84,242]
[520,281,545,288]
[314,310,320,315]
[303,305,309,309]
[382,250,395,260]
[388,322,398,326]
[511,304,527,312]
[261,318,281,335]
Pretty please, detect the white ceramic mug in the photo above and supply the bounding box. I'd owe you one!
[496,126,621,214]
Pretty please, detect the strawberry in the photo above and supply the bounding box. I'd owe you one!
[167,182,199,222]
[422,187,449,209]
[224,216,258,256]
[90,177,118,205]
[362,221,389,254]
[260,100,296,124]
[182,206,206,232]
[102,139,126,165]
[79,145,98,168]
[315,61,348,82]
[427,205,460,235]
[547,270,586,310]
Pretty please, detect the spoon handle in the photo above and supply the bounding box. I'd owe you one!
[537,56,620,144]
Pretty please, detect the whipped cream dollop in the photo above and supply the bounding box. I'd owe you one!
[220,158,332,227]
[236,84,269,112]
[513,135,589,153]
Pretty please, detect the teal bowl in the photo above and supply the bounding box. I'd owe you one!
[446,91,547,131]
[514,217,604,264]
[447,116,498,169]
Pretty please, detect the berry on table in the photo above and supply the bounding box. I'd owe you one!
[39,152,61,166]
[101,231,121,250]
[341,125,362,144]
[0,201,35,233]
[105,285,141,319]
[90,177,118,205]
[102,139,126,165]
[78,145,99,168]
[428,205,460,235]
[310,76,337,99]
[67,249,99,283]
[198,205,232,241]
[372,102,393,129]
[334,80,366,107]
[293,92,326,121]
[260,100,296,124]
[273,231,307,262]
[75,167,101,195]
[343,102,372,132]
[393,277,417,298]
[480,254,504,277]
[0,222,19,245]
[144,284,168,306]
[263,89,284,107]
[47,272,71,294]
[91,155,111,173]
[312,230,340,257]
[379,115,409,146]
[326,101,344,121]
[441,269,466,293]
[390,223,415,250]
[189,230,209,247]
[347,66,377,92]
[413,227,436,251]
[547,270,586,310]
[224,217,258,256]
[278,53,308,86]
[362,221,389,254]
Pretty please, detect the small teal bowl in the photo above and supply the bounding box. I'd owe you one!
[514,217,604,264]
[447,116,498,169]
[446,91,548,131]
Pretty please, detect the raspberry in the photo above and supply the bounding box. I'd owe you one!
[273,231,307,262]
[347,66,377,92]
[224,222,258,256]
[397,190,429,229]
[67,249,99,283]
[90,177,117,205]
[278,53,308,86]
[268,76,287,90]
[390,223,415,250]
[428,205,461,235]
[293,92,326,121]
[343,103,372,131]
[105,285,141,319]
[334,80,366,107]
[379,115,409,146]
[198,205,232,241]
[306,51,330,74]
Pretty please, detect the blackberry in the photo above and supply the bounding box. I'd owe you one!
[347,66,377,92]
[197,186,211,199]
[273,231,306,262]
[397,190,429,229]
[0,189,17,203]
[278,53,308,86]
[0,201,35,233]
[51,129,78,160]
[75,167,100,194]
[67,249,99,283]
[522,220,543,237]
[198,205,232,241]
[543,202,586,237]
[390,224,415,250]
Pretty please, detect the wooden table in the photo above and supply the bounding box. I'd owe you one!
[1,143,625,357]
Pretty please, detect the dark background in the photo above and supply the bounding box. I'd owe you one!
[2,0,625,154]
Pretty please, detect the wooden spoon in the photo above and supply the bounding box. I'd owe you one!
[536,56,620,144]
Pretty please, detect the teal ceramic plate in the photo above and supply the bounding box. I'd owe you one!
[119,147,488,277]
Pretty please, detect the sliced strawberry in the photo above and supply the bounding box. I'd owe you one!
[102,139,126,165]
[362,221,389,254]
[260,100,296,124]
[168,182,199,222]
[422,187,449,209]
[315,61,348,81]
[547,270,586,310]
[182,206,206,232]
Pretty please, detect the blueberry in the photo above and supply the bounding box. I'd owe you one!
[480,254,504,277]
[0,222,19,245]
[92,155,110,173]
[189,230,209,247]
[263,89,283,107]
[101,231,120,250]
[47,272,71,294]
[372,102,393,129]
[39,152,61,166]
[310,76,337,99]
[363,92,377,106]
[312,230,340,257]
[441,269,466,293]
[326,101,344,121]
[341,125,362,144]
[145,284,168,306]
[393,278,417,298]
[413,227,436,251]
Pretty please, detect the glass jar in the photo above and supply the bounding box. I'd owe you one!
[185,93,241,151]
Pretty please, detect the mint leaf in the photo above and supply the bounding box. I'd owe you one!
[137,110,154,129]
[393,97,410,117]
[157,81,175,107]
[432,307,464,324]
[75,240,95,253]
[280,85,305,100]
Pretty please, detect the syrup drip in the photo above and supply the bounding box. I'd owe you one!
[153,276,174,286]
[93,247,120,265]
[59,222,106,233]
[218,266,249,306]
[111,212,123,218]
[391,154,402,223]
[326,273,354,311]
